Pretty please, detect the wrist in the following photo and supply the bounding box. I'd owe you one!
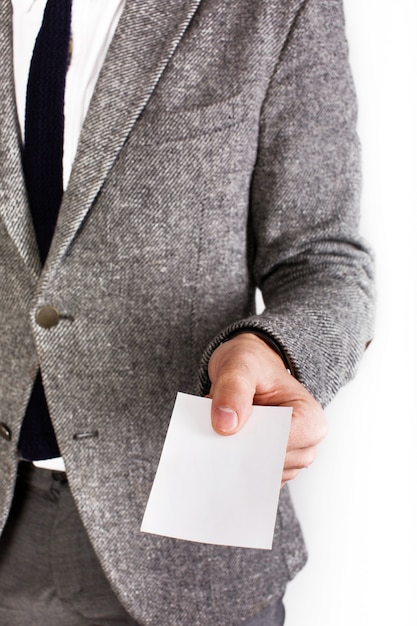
[226,328,293,374]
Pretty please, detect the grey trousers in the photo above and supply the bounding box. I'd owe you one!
[0,463,285,626]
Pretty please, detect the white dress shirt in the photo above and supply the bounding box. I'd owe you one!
[11,0,126,470]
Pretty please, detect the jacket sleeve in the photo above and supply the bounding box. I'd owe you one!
[199,0,375,407]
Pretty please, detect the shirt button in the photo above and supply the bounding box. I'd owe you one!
[0,423,12,442]
[35,305,60,329]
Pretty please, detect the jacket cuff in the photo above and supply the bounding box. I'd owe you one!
[198,321,294,396]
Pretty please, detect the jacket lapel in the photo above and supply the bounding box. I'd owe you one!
[44,0,203,276]
[0,2,41,280]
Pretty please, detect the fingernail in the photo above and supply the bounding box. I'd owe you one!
[212,407,238,433]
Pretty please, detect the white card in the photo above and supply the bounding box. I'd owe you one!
[141,392,292,549]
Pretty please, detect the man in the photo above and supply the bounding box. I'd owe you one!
[0,0,374,624]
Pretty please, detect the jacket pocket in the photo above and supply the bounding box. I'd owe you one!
[136,93,248,144]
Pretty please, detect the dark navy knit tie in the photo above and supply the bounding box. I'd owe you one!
[19,0,72,461]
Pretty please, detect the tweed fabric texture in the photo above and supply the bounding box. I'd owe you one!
[0,463,138,625]
[0,463,286,625]
[0,0,374,624]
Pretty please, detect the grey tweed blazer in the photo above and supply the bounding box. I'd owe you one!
[0,0,374,624]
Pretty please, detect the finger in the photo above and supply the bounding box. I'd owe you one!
[208,334,284,435]
[210,360,256,435]
[284,446,317,472]
[281,468,302,487]
[281,455,314,487]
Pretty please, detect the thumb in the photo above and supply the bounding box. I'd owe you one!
[209,356,256,436]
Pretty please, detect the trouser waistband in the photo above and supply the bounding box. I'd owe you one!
[17,460,67,490]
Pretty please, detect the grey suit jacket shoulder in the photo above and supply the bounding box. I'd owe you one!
[0,0,374,624]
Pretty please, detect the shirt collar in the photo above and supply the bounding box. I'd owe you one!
[11,0,41,14]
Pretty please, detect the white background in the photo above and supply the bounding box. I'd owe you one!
[285,1,416,625]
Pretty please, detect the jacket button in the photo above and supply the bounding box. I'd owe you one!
[0,423,12,441]
[35,305,60,329]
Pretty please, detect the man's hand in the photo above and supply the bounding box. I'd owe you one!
[207,333,328,486]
